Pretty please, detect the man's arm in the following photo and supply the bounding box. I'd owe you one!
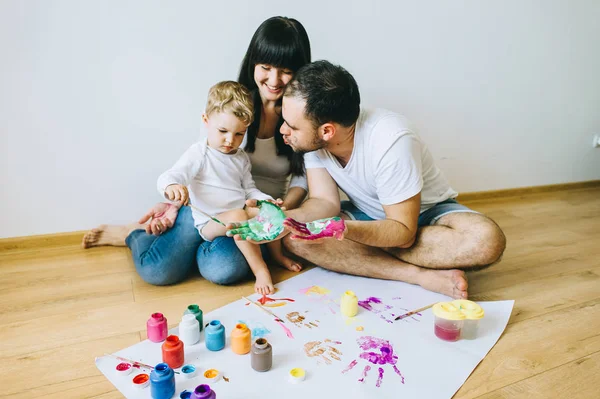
[344,192,421,248]
[285,168,340,222]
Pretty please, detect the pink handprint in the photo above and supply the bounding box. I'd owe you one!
[283,217,346,241]
[342,336,405,387]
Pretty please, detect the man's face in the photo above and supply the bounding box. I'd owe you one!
[280,95,326,154]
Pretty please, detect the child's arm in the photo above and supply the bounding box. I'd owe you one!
[156,143,205,203]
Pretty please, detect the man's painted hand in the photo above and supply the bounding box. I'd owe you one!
[283,217,346,242]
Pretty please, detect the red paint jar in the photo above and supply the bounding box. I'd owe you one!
[162,335,185,369]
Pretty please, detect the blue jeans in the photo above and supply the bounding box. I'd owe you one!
[125,206,252,286]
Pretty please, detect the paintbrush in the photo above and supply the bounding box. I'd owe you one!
[105,354,181,374]
[188,204,226,226]
[394,303,435,321]
[242,296,285,323]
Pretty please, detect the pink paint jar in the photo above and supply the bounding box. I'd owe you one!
[432,302,465,342]
[147,313,168,343]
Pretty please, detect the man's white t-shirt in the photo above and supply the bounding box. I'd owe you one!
[157,142,271,230]
[304,108,458,220]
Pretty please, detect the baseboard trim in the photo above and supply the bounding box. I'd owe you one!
[457,179,600,202]
[0,230,86,252]
[2,180,599,248]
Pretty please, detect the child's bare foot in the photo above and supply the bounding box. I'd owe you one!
[254,271,275,296]
[81,223,142,248]
[271,253,303,272]
[417,269,468,299]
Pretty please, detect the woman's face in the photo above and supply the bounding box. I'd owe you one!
[253,64,293,102]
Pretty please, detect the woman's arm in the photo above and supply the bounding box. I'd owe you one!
[282,186,307,210]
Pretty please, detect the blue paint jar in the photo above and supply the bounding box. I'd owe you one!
[205,320,225,351]
[150,363,175,399]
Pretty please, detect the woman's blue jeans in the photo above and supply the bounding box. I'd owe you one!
[125,206,252,286]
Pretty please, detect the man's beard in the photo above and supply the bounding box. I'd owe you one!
[292,131,326,154]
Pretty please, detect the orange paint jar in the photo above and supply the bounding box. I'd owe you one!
[161,335,185,369]
[231,323,251,355]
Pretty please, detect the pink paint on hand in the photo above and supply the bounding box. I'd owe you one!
[284,217,346,241]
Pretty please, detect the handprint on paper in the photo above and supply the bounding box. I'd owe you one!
[358,297,396,324]
[342,336,405,387]
[304,339,343,365]
[286,311,320,329]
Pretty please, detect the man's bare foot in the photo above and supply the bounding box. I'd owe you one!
[254,271,275,296]
[81,223,143,248]
[417,269,468,299]
[271,253,303,272]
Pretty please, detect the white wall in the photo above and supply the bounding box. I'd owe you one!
[1,0,599,238]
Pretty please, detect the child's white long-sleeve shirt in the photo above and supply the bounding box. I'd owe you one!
[157,141,272,230]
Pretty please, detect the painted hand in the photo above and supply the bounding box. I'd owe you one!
[226,200,286,242]
[283,217,346,242]
[138,202,179,236]
[342,336,405,388]
[304,339,343,365]
[286,311,320,329]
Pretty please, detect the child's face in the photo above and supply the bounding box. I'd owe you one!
[203,112,248,154]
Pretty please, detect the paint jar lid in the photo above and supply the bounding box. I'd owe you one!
[180,390,192,399]
[288,367,306,383]
[452,300,485,319]
[132,373,150,389]
[116,362,133,376]
[432,302,466,320]
[181,364,198,379]
[203,368,221,383]
[344,290,357,298]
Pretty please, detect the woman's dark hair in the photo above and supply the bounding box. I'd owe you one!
[238,16,311,176]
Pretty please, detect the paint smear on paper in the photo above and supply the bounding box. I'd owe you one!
[299,285,338,314]
[276,320,294,339]
[304,339,343,365]
[358,297,395,323]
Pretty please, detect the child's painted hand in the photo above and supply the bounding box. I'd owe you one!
[227,200,287,243]
[165,184,189,205]
[283,217,346,242]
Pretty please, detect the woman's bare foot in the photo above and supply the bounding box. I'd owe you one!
[254,271,275,296]
[272,253,303,272]
[417,269,468,299]
[81,223,142,248]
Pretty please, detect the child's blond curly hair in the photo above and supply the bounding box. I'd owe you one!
[205,81,254,126]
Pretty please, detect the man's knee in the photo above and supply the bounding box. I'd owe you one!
[283,235,310,257]
[472,220,506,266]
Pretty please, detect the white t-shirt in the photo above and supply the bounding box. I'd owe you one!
[157,142,272,229]
[304,108,458,220]
[243,136,308,199]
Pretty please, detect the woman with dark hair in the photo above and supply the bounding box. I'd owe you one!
[82,16,311,286]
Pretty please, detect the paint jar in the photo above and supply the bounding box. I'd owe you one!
[184,304,204,332]
[191,384,216,399]
[251,337,273,372]
[150,363,175,399]
[432,302,465,342]
[162,335,185,369]
[147,313,168,343]
[452,300,485,340]
[205,320,226,351]
[340,290,359,317]
[181,364,198,379]
[288,368,306,383]
[231,323,251,355]
[179,314,201,346]
[203,369,220,383]
[116,362,133,376]
[132,373,150,389]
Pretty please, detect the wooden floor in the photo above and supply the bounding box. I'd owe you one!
[1,187,599,398]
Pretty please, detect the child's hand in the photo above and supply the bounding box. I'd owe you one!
[254,271,275,296]
[165,184,189,205]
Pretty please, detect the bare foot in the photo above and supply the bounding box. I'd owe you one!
[271,253,303,272]
[81,223,142,248]
[417,269,468,299]
[254,271,275,296]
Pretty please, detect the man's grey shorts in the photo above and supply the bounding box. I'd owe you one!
[340,199,478,226]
